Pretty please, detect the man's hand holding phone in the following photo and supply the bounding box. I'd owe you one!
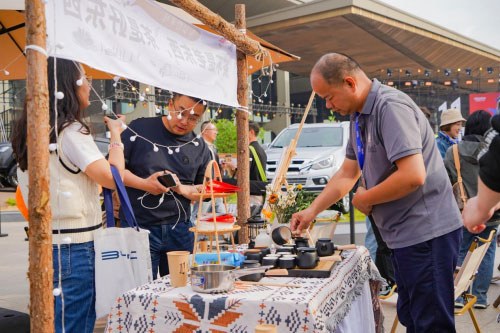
[145,170,179,195]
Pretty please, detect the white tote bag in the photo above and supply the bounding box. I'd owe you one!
[94,166,152,318]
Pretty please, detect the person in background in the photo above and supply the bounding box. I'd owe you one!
[291,53,462,332]
[225,121,268,215]
[191,120,225,224]
[12,57,126,333]
[462,114,500,233]
[436,108,465,158]
[121,92,211,279]
[444,110,499,309]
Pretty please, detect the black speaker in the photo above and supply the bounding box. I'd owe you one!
[0,307,30,333]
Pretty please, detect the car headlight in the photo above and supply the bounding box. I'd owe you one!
[311,156,335,170]
[0,146,10,153]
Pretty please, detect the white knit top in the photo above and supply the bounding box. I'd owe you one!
[18,124,104,244]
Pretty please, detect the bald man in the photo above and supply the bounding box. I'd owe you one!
[291,53,462,332]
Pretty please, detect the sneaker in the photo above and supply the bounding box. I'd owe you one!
[454,302,464,309]
[473,303,489,309]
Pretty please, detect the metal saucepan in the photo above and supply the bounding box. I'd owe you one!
[190,264,273,293]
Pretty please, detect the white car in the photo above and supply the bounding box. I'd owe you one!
[265,122,350,206]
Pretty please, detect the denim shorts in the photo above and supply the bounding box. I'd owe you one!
[53,241,96,333]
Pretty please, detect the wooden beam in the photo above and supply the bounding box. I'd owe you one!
[235,4,250,244]
[170,0,268,58]
[25,0,53,332]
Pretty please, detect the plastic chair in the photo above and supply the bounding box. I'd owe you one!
[389,230,496,333]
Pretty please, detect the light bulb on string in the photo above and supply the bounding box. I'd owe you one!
[130,135,137,142]
[193,141,199,147]
[55,91,64,99]
[139,95,145,102]
[101,103,108,111]
[48,143,57,152]
[53,288,61,297]
[166,112,172,120]
[112,82,117,88]
[177,113,182,119]
[153,144,159,152]
[168,148,173,155]
[202,100,207,105]
[3,70,9,76]
[76,78,83,86]
[189,109,195,115]
[175,147,180,153]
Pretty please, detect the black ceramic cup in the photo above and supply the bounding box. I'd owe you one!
[293,237,310,248]
[278,257,295,269]
[271,226,292,245]
[262,257,278,268]
[244,249,262,262]
[239,260,263,282]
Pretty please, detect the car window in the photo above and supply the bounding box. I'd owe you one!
[271,127,343,148]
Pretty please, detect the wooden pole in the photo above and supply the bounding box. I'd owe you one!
[170,0,265,57]
[25,1,53,332]
[235,4,250,244]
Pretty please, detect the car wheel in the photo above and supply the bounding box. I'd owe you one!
[7,164,18,187]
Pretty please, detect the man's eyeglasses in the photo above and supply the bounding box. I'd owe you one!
[171,101,201,124]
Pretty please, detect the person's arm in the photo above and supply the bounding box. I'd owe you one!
[123,169,170,195]
[85,116,126,189]
[462,178,500,233]
[171,183,202,201]
[290,158,360,232]
[353,153,426,215]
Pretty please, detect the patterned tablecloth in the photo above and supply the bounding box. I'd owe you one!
[105,247,383,333]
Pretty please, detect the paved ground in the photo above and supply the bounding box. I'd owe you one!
[1,191,499,332]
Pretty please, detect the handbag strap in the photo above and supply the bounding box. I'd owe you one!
[452,144,467,205]
[103,165,139,230]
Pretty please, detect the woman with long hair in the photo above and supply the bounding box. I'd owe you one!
[12,57,126,333]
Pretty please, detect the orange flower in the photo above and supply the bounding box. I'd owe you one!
[262,209,273,220]
[268,193,278,204]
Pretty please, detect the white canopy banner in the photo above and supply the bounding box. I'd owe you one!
[46,0,239,107]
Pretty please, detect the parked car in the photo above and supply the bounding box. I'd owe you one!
[0,137,110,188]
[265,122,350,207]
[0,141,17,187]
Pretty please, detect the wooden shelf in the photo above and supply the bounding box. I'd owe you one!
[189,225,241,234]
[191,192,235,199]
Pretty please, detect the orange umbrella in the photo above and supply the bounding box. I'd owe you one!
[0,8,299,81]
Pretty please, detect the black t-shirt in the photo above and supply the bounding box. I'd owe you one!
[121,117,211,225]
[249,141,267,182]
[479,114,500,192]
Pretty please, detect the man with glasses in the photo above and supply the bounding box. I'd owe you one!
[121,92,212,279]
[190,121,226,224]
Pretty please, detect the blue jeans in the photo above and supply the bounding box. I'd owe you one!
[143,221,194,279]
[457,226,497,305]
[364,217,377,262]
[53,241,96,333]
[392,228,461,333]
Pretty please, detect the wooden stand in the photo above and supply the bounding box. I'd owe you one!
[190,160,239,263]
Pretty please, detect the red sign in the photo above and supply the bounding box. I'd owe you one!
[469,92,500,115]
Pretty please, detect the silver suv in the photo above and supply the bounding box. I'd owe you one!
[265,122,350,191]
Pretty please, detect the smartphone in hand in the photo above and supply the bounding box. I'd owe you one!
[158,173,177,188]
[104,109,120,120]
